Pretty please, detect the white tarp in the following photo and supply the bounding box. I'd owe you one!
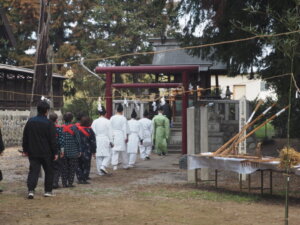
[188,153,300,175]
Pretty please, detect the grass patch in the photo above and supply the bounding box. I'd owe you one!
[138,189,261,203]
[255,123,275,140]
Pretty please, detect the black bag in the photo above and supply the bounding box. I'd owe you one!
[0,170,2,181]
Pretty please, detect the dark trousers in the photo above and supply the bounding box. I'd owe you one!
[87,156,92,179]
[27,157,54,192]
[76,155,91,182]
[53,158,63,186]
[61,157,78,186]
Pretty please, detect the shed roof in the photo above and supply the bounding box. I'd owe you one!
[0,64,65,79]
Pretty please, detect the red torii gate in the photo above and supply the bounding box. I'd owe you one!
[95,65,200,154]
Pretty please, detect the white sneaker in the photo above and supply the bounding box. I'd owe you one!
[113,166,118,171]
[100,167,108,174]
[44,192,56,197]
[128,164,135,168]
[28,191,34,199]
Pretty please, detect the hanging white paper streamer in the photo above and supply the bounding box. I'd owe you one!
[152,101,157,111]
[134,100,140,111]
[160,96,166,106]
[124,98,129,107]
[41,96,51,103]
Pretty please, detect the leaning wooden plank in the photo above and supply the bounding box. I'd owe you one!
[226,102,275,155]
[213,103,275,156]
[223,105,289,156]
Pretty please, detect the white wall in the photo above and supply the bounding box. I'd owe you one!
[211,75,277,101]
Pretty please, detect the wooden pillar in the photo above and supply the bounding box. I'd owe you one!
[182,71,189,154]
[106,72,113,118]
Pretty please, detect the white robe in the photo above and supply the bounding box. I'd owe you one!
[127,119,143,154]
[139,118,153,147]
[110,114,129,152]
[91,117,113,157]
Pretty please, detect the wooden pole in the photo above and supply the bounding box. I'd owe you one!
[221,105,289,156]
[182,71,189,155]
[106,72,113,118]
[181,72,189,155]
[213,102,274,156]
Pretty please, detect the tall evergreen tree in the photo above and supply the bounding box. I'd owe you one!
[176,0,300,137]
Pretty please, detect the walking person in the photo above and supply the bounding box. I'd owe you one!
[127,109,143,167]
[61,112,81,188]
[22,101,58,199]
[91,105,113,175]
[75,113,92,180]
[152,106,170,156]
[139,110,153,160]
[162,99,172,125]
[49,113,64,189]
[76,116,96,184]
[110,104,129,170]
[0,122,5,193]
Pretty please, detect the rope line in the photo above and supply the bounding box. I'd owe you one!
[14,29,300,69]
[0,73,294,102]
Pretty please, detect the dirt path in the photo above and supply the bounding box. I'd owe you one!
[1,147,300,225]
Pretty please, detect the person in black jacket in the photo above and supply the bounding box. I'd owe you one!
[162,99,172,124]
[22,101,58,199]
[0,124,5,193]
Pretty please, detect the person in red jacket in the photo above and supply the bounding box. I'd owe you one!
[76,116,96,184]
[61,112,81,188]
[49,113,64,189]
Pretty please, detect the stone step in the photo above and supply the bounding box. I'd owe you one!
[171,127,182,132]
[169,136,182,145]
[172,125,182,130]
[170,131,182,136]
[173,117,182,123]
[168,144,182,153]
[172,122,182,127]
[168,149,182,154]
[168,143,181,147]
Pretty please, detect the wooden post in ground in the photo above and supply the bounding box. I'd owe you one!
[105,72,113,118]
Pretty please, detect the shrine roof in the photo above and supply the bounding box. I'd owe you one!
[0,64,65,79]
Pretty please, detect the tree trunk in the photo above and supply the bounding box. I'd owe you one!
[30,0,51,117]
[46,45,54,112]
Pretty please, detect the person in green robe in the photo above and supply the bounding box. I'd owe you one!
[152,106,170,156]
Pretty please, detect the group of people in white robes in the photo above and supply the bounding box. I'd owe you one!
[91,103,153,175]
